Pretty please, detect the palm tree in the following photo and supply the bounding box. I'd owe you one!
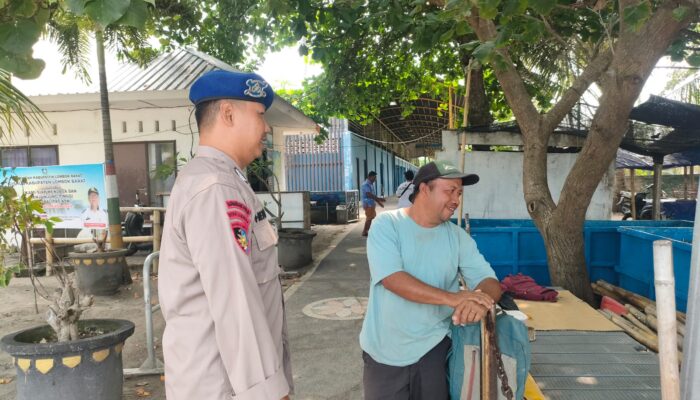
[0,72,47,139]
[43,1,157,249]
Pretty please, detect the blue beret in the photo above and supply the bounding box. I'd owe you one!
[189,70,275,110]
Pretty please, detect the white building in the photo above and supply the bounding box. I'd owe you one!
[437,129,614,219]
[4,48,318,206]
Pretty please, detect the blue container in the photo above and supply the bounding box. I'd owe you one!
[461,219,693,290]
[617,227,693,312]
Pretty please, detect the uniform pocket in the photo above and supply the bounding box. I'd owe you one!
[250,220,279,284]
[252,219,278,251]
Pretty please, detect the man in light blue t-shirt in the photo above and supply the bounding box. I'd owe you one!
[359,160,502,400]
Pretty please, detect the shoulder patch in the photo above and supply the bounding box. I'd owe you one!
[226,200,251,254]
[232,224,250,254]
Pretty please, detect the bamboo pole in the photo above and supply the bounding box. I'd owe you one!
[152,210,161,274]
[29,236,153,245]
[645,304,687,325]
[654,240,681,400]
[457,63,473,230]
[448,86,454,130]
[624,312,656,336]
[591,282,626,304]
[599,309,659,352]
[631,169,637,220]
[597,280,653,310]
[45,230,54,276]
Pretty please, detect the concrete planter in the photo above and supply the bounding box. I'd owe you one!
[1,319,135,400]
[69,250,130,296]
[278,228,317,270]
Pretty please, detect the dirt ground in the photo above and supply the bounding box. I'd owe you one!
[0,221,356,400]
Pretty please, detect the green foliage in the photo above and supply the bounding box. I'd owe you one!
[0,0,48,79]
[623,1,652,32]
[151,152,188,180]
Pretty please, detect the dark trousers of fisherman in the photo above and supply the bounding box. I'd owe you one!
[362,336,451,400]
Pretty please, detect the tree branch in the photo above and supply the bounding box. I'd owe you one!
[543,49,613,132]
[467,10,542,135]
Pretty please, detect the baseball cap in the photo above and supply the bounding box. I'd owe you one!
[88,187,99,195]
[189,70,275,110]
[409,160,479,202]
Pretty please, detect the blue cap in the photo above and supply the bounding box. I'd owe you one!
[189,70,275,110]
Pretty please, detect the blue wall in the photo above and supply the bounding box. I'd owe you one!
[344,132,416,195]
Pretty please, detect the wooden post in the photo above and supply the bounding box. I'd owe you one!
[653,240,680,400]
[631,169,637,220]
[653,161,663,220]
[152,210,161,274]
[684,166,689,200]
[45,230,53,276]
[692,166,696,198]
[448,86,454,130]
[457,63,473,229]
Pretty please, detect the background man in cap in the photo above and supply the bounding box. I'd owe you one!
[361,171,385,236]
[159,70,291,400]
[359,160,502,400]
[80,187,108,229]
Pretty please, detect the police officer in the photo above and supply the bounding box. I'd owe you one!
[80,187,108,228]
[158,70,292,400]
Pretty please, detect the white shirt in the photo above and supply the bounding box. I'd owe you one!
[80,208,108,228]
[395,181,414,209]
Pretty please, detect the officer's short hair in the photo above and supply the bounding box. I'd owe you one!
[195,100,221,128]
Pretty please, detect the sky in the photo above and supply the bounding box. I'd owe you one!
[12,39,323,96]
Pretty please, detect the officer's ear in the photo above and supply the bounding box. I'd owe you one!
[218,100,238,128]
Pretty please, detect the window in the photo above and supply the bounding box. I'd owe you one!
[148,142,176,206]
[0,146,59,167]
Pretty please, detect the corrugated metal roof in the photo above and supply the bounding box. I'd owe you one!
[108,47,236,93]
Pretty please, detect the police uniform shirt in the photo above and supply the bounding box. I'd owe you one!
[158,146,292,400]
[81,208,108,228]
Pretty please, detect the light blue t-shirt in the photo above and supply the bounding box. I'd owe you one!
[359,209,496,366]
[361,179,376,208]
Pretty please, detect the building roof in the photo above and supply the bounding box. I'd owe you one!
[108,48,234,93]
[19,47,318,130]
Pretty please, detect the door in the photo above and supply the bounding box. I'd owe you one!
[114,143,150,207]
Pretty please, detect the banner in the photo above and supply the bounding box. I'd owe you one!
[7,164,108,229]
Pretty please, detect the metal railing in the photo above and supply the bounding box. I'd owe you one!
[124,251,163,377]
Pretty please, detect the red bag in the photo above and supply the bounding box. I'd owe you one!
[500,273,558,302]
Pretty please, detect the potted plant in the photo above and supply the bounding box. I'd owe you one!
[249,159,317,270]
[69,229,132,296]
[0,171,134,400]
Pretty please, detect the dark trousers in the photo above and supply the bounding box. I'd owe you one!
[363,336,451,400]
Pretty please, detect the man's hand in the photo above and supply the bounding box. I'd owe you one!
[449,289,494,325]
[377,198,385,208]
[281,396,290,400]
[452,299,488,325]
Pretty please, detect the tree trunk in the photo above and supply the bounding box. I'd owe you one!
[467,66,492,127]
[541,213,594,304]
[95,30,124,249]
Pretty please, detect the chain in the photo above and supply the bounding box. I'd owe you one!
[485,312,515,400]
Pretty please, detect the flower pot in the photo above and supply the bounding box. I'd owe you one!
[69,250,130,296]
[278,228,317,270]
[1,319,135,400]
